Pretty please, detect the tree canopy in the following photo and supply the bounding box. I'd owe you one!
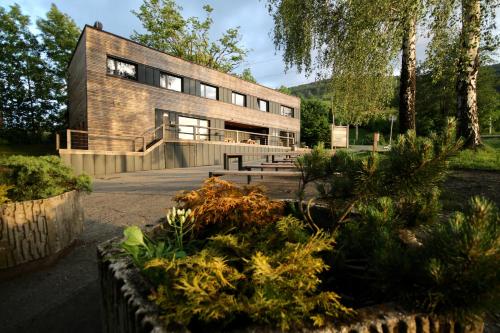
[132,0,248,73]
[0,4,79,142]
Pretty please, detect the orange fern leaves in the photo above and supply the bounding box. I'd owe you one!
[174,177,284,231]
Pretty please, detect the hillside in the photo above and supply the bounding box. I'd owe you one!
[288,63,500,99]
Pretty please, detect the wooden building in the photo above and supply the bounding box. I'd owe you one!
[67,24,300,152]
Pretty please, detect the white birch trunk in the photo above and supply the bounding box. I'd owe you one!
[456,0,481,148]
[399,15,417,134]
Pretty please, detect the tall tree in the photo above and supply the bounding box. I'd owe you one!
[426,0,498,147]
[267,0,419,130]
[238,68,257,83]
[399,10,418,133]
[0,4,51,142]
[36,4,80,128]
[300,99,331,147]
[132,0,248,73]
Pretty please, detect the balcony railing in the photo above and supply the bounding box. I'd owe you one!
[58,124,295,152]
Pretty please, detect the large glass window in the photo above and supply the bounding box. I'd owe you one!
[258,99,269,112]
[280,105,294,117]
[160,73,182,92]
[106,57,137,80]
[200,83,217,100]
[231,92,246,107]
[178,116,209,141]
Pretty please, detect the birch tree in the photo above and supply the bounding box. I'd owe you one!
[426,0,498,148]
[267,0,421,131]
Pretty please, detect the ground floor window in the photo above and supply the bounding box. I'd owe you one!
[178,116,209,141]
[279,131,295,147]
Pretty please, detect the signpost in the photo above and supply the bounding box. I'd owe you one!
[331,125,349,148]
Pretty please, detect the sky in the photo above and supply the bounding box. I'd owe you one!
[1,0,498,89]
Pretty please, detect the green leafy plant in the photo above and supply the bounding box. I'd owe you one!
[0,155,91,201]
[120,226,177,266]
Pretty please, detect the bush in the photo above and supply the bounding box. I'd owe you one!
[132,216,351,331]
[410,197,500,317]
[174,177,284,234]
[0,155,92,201]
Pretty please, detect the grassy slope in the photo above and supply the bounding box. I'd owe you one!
[449,137,500,171]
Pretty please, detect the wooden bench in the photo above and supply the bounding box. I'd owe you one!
[223,152,303,170]
[245,164,297,171]
[209,170,301,184]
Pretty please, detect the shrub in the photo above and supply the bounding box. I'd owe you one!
[174,177,284,233]
[298,118,462,226]
[0,184,13,205]
[409,197,500,318]
[140,216,352,331]
[0,155,92,201]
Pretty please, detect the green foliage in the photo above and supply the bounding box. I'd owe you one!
[411,196,500,317]
[300,99,331,147]
[275,85,291,95]
[0,4,80,143]
[0,155,92,201]
[141,216,351,330]
[238,68,257,83]
[131,0,248,73]
[299,119,462,225]
[267,0,412,122]
[0,184,13,204]
[121,226,180,266]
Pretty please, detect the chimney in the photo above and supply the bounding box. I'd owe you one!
[93,21,103,30]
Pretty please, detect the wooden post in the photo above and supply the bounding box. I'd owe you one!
[373,132,380,152]
[56,133,60,150]
[143,137,146,152]
[236,131,239,143]
[66,129,71,149]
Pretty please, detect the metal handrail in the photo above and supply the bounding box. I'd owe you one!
[60,123,295,151]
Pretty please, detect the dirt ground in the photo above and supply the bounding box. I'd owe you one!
[0,167,498,333]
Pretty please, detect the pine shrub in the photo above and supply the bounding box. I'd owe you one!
[0,155,92,201]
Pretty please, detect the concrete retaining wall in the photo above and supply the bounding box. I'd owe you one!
[60,141,291,176]
[0,190,84,270]
[97,237,484,333]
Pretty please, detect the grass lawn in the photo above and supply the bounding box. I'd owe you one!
[0,143,56,157]
[448,137,500,171]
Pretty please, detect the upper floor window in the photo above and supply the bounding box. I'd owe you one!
[280,105,294,117]
[232,92,246,107]
[106,57,137,80]
[160,73,182,92]
[201,83,217,100]
[258,99,269,112]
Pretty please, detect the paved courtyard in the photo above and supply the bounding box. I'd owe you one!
[0,166,301,333]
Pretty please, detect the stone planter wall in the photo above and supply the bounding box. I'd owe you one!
[98,238,484,333]
[0,190,84,270]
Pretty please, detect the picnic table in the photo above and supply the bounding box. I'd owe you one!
[223,151,303,170]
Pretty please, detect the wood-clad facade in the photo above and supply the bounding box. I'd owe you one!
[67,25,300,151]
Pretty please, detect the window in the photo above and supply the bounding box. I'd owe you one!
[106,57,137,80]
[231,92,246,107]
[160,73,182,92]
[178,116,209,141]
[279,131,296,147]
[200,83,217,100]
[280,105,294,117]
[258,99,269,112]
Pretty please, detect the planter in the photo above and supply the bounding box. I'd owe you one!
[97,236,484,333]
[0,190,84,275]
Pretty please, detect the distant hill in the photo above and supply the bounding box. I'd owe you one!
[288,63,500,99]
